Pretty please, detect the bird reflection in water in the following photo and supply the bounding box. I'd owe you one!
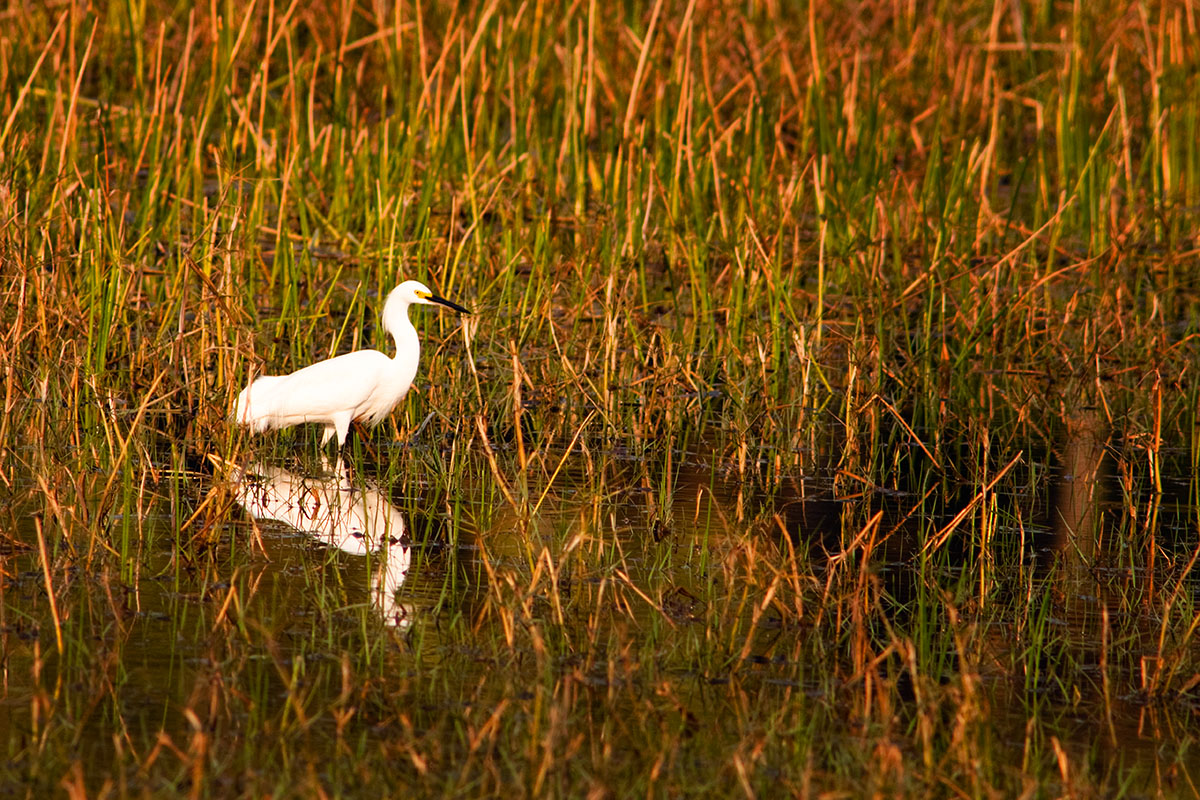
[230,462,413,627]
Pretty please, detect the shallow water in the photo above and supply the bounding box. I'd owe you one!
[2,414,1199,795]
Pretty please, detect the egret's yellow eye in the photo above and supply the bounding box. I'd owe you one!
[416,291,430,299]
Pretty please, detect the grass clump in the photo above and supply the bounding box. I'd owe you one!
[1,0,1199,796]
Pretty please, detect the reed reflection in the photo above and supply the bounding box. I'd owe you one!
[1051,409,1110,560]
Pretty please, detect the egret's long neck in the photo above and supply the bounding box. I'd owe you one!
[389,311,418,362]
[383,302,422,397]
[381,295,422,396]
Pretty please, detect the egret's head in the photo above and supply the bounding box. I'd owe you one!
[383,280,471,327]
[395,280,435,305]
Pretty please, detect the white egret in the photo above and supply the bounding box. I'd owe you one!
[233,280,469,451]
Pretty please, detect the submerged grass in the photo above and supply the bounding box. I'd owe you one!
[2,0,1200,796]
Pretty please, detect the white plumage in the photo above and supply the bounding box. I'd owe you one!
[233,280,469,449]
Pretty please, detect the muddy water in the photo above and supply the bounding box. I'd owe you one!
[2,417,1198,793]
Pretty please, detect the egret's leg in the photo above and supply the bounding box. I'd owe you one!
[319,425,338,471]
[320,425,337,447]
[335,452,351,484]
[325,416,353,477]
[333,416,351,451]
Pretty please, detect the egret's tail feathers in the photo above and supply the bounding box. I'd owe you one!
[233,376,285,431]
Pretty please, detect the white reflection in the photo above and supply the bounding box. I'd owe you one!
[231,462,413,627]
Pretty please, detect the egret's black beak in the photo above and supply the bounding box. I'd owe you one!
[430,295,470,315]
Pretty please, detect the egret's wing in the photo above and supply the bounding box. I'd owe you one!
[273,350,393,420]
[236,350,392,430]
[234,376,288,425]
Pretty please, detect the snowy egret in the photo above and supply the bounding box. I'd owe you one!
[233,280,469,451]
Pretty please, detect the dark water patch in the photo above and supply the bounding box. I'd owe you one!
[3,399,1199,794]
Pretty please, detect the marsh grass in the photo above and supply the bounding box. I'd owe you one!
[2,0,1200,796]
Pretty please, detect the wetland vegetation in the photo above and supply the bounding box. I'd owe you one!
[2,0,1199,796]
